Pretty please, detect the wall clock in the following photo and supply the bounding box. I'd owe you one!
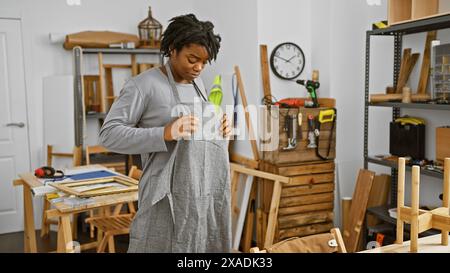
[270,42,305,80]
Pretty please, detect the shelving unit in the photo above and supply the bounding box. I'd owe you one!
[70,47,163,174]
[364,14,450,236]
[73,47,163,147]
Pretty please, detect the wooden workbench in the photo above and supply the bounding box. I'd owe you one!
[13,165,137,253]
[360,234,450,253]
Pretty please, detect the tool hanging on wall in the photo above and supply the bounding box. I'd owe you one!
[307,114,318,148]
[296,70,320,108]
[283,113,298,150]
[316,108,336,160]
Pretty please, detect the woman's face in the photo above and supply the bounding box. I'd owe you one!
[170,43,209,82]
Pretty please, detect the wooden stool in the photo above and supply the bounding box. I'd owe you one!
[85,214,134,253]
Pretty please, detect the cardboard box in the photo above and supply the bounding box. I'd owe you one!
[436,126,450,163]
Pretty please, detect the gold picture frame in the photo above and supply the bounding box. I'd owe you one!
[49,176,138,198]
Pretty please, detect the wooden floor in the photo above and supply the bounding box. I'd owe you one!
[0,220,130,253]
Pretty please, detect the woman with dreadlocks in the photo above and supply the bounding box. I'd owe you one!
[99,14,232,252]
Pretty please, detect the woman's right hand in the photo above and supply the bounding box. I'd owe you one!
[163,115,199,141]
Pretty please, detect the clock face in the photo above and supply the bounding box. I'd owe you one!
[270,42,305,80]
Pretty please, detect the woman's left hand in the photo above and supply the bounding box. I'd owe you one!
[220,114,232,138]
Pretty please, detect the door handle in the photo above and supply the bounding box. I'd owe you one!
[6,122,25,128]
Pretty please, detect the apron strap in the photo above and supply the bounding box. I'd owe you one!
[165,62,182,104]
[165,62,207,104]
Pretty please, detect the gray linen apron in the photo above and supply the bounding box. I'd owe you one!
[127,63,231,253]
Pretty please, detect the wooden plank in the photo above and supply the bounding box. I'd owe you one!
[230,163,290,183]
[279,222,334,240]
[103,64,132,69]
[396,48,412,93]
[343,169,375,252]
[443,158,450,245]
[410,165,420,252]
[388,0,412,25]
[366,174,391,226]
[278,210,334,229]
[264,181,282,249]
[229,153,259,169]
[234,66,260,161]
[331,228,347,253]
[240,180,257,252]
[98,52,105,113]
[278,162,335,176]
[104,67,114,111]
[130,54,138,76]
[279,192,334,208]
[341,197,352,236]
[232,174,252,251]
[281,182,334,198]
[260,45,272,99]
[278,202,333,216]
[397,51,420,94]
[397,157,406,244]
[411,0,439,20]
[256,208,264,248]
[417,31,437,94]
[437,128,450,163]
[370,93,431,102]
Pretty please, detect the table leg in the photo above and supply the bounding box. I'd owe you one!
[57,215,74,253]
[23,184,37,253]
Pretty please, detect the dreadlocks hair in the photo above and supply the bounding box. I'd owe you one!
[160,14,221,63]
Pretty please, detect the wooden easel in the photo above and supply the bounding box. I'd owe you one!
[230,64,293,251]
[230,163,291,249]
[396,157,450,252]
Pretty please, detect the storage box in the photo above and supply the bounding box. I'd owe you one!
[389,122,425,159]
[436,126,450,163]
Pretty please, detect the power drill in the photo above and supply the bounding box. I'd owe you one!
[296,70,320,108]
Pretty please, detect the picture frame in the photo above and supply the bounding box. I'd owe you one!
[49,176,138,198]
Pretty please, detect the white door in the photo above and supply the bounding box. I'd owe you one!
[0,18,31,234]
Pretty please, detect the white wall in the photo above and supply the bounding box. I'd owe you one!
[257,0,312,100]
[192,0,260,159]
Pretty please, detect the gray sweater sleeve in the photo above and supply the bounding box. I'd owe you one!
[99,80,168,154]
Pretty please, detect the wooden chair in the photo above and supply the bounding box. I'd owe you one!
[85,145,126,174]
[249,228,347,253]
[41,145,82,238]
[85,213,135,253]
[85,165,142,252]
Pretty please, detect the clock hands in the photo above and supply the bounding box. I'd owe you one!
[274,55,291,63]
[276,55,298,64]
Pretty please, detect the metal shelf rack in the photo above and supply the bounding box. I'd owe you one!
[73,47,163,147]
[364,14,450,223]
